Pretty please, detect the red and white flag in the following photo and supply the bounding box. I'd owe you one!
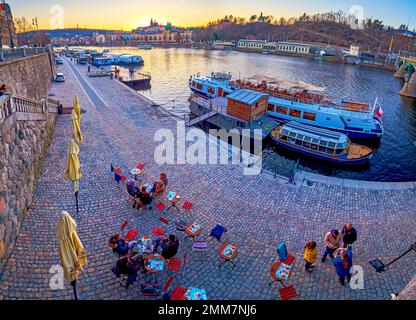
[374,106,384,118]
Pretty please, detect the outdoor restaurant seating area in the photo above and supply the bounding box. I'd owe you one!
[106,161,300,300]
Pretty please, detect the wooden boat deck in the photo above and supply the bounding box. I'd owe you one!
[347,144,373,159]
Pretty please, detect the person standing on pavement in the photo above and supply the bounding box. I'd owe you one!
[304,241,317,272]
[332,246,353,286]
[342,223,357,248]
[321,229,342,262]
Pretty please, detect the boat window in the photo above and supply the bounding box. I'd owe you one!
[289,131,297,138]
[196,84,202,90]
[335,149,345,155]
[281,129,289,135]
[303,141,311,148]
[320,140,328,147]
[319,146,327,153]
[304,136,312,142]
[312,138,319,144]
[288,137,296,144]
[275,106,288,114]
[295,139,303,146]
[297,134,304,140]
[311,144,318,150]
[289,109,301,118]
[326,148,335,154]
[280,135,288,141]
[208,87,215,94]
[268,104,275,112]
[328,142,336,148]
[303,112,316,121]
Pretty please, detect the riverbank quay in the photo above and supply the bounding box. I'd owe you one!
[0,58,415,300]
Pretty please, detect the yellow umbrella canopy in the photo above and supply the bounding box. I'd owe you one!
[66,139,82,192]
[56,211,87,282]
[73,96,81,120]
[71,110,83,145]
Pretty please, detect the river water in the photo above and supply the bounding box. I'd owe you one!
[82,46,416,182]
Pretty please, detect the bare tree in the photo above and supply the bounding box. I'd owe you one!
[14,16,34,45]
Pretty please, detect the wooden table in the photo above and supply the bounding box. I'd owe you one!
[268,261,293,287]
[185,222,203,241]
[218,243,238,269]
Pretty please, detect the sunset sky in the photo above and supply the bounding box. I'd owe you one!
[9,0,416,31]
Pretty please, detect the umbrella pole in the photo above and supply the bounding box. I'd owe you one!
[75,191,79,212]
[71,280,78,300]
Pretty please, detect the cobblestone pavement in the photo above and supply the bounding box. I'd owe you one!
[0,59,415,300]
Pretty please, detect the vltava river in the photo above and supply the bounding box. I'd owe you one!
[82,47,416,182]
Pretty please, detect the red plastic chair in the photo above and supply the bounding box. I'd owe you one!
[182,201,193,211]
[163,275,174,292]
[281,253,296,265]
[155,202,167,212]
[152,227,166,237]
[125,229,138,241]
[121,175,127,182]
[114,167,122,174]
[137,163,145,170]
[159,217,169,225]
[170,286,187,300]
[279,285,298,300]
[168,258,181,272]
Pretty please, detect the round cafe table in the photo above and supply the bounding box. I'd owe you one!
[145,253,165,282]
[185,222,203,241]
[218,243,238,269]
[269,261,293,286]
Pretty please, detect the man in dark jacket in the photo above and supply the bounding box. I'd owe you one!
[342,224,357,247]
[154,234,179,259]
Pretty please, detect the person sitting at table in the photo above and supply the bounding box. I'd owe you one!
[113,254,146,288]
[154,234,180,259]
[160,173,168,188]
[108,234,130,257]
[150,179,165,197]
[137,186,153,210]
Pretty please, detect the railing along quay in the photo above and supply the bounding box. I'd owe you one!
[0,93,60,125]
[0,47,49,63]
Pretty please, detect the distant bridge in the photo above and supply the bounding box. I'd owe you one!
[395,57,416,98]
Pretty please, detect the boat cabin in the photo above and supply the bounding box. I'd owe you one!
[278,122,350,156]
[226,89,269,123]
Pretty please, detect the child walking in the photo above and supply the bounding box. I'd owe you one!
[304,241,317,272]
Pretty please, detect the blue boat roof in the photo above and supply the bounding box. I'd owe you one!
[282,121,349,144]
[268,96,373,119]
[226,89,269,105]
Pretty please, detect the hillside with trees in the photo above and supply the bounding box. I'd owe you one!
[193,11,416,54]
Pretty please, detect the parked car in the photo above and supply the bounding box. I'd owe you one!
[55,72,65,82]
[56,58,63,65]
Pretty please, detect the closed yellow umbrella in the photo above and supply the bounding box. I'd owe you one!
[71,109,83,145]
[73,96,81,120]
[56,210,87,300]
[66,139,82,211]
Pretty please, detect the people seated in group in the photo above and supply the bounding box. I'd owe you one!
[126,179,139,197]
[112,253,146,288]
[137,186,153,209]
[108,234,130,257]
[160,173,168,188]
[150,179,165,197]
[154,234,180,259]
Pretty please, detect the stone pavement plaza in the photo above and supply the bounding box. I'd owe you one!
[0,59,415,300]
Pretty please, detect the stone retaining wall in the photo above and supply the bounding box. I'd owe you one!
[0,53,56,101]
[0,106,57,272]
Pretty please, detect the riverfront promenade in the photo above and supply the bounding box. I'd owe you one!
[0,59,415,300]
